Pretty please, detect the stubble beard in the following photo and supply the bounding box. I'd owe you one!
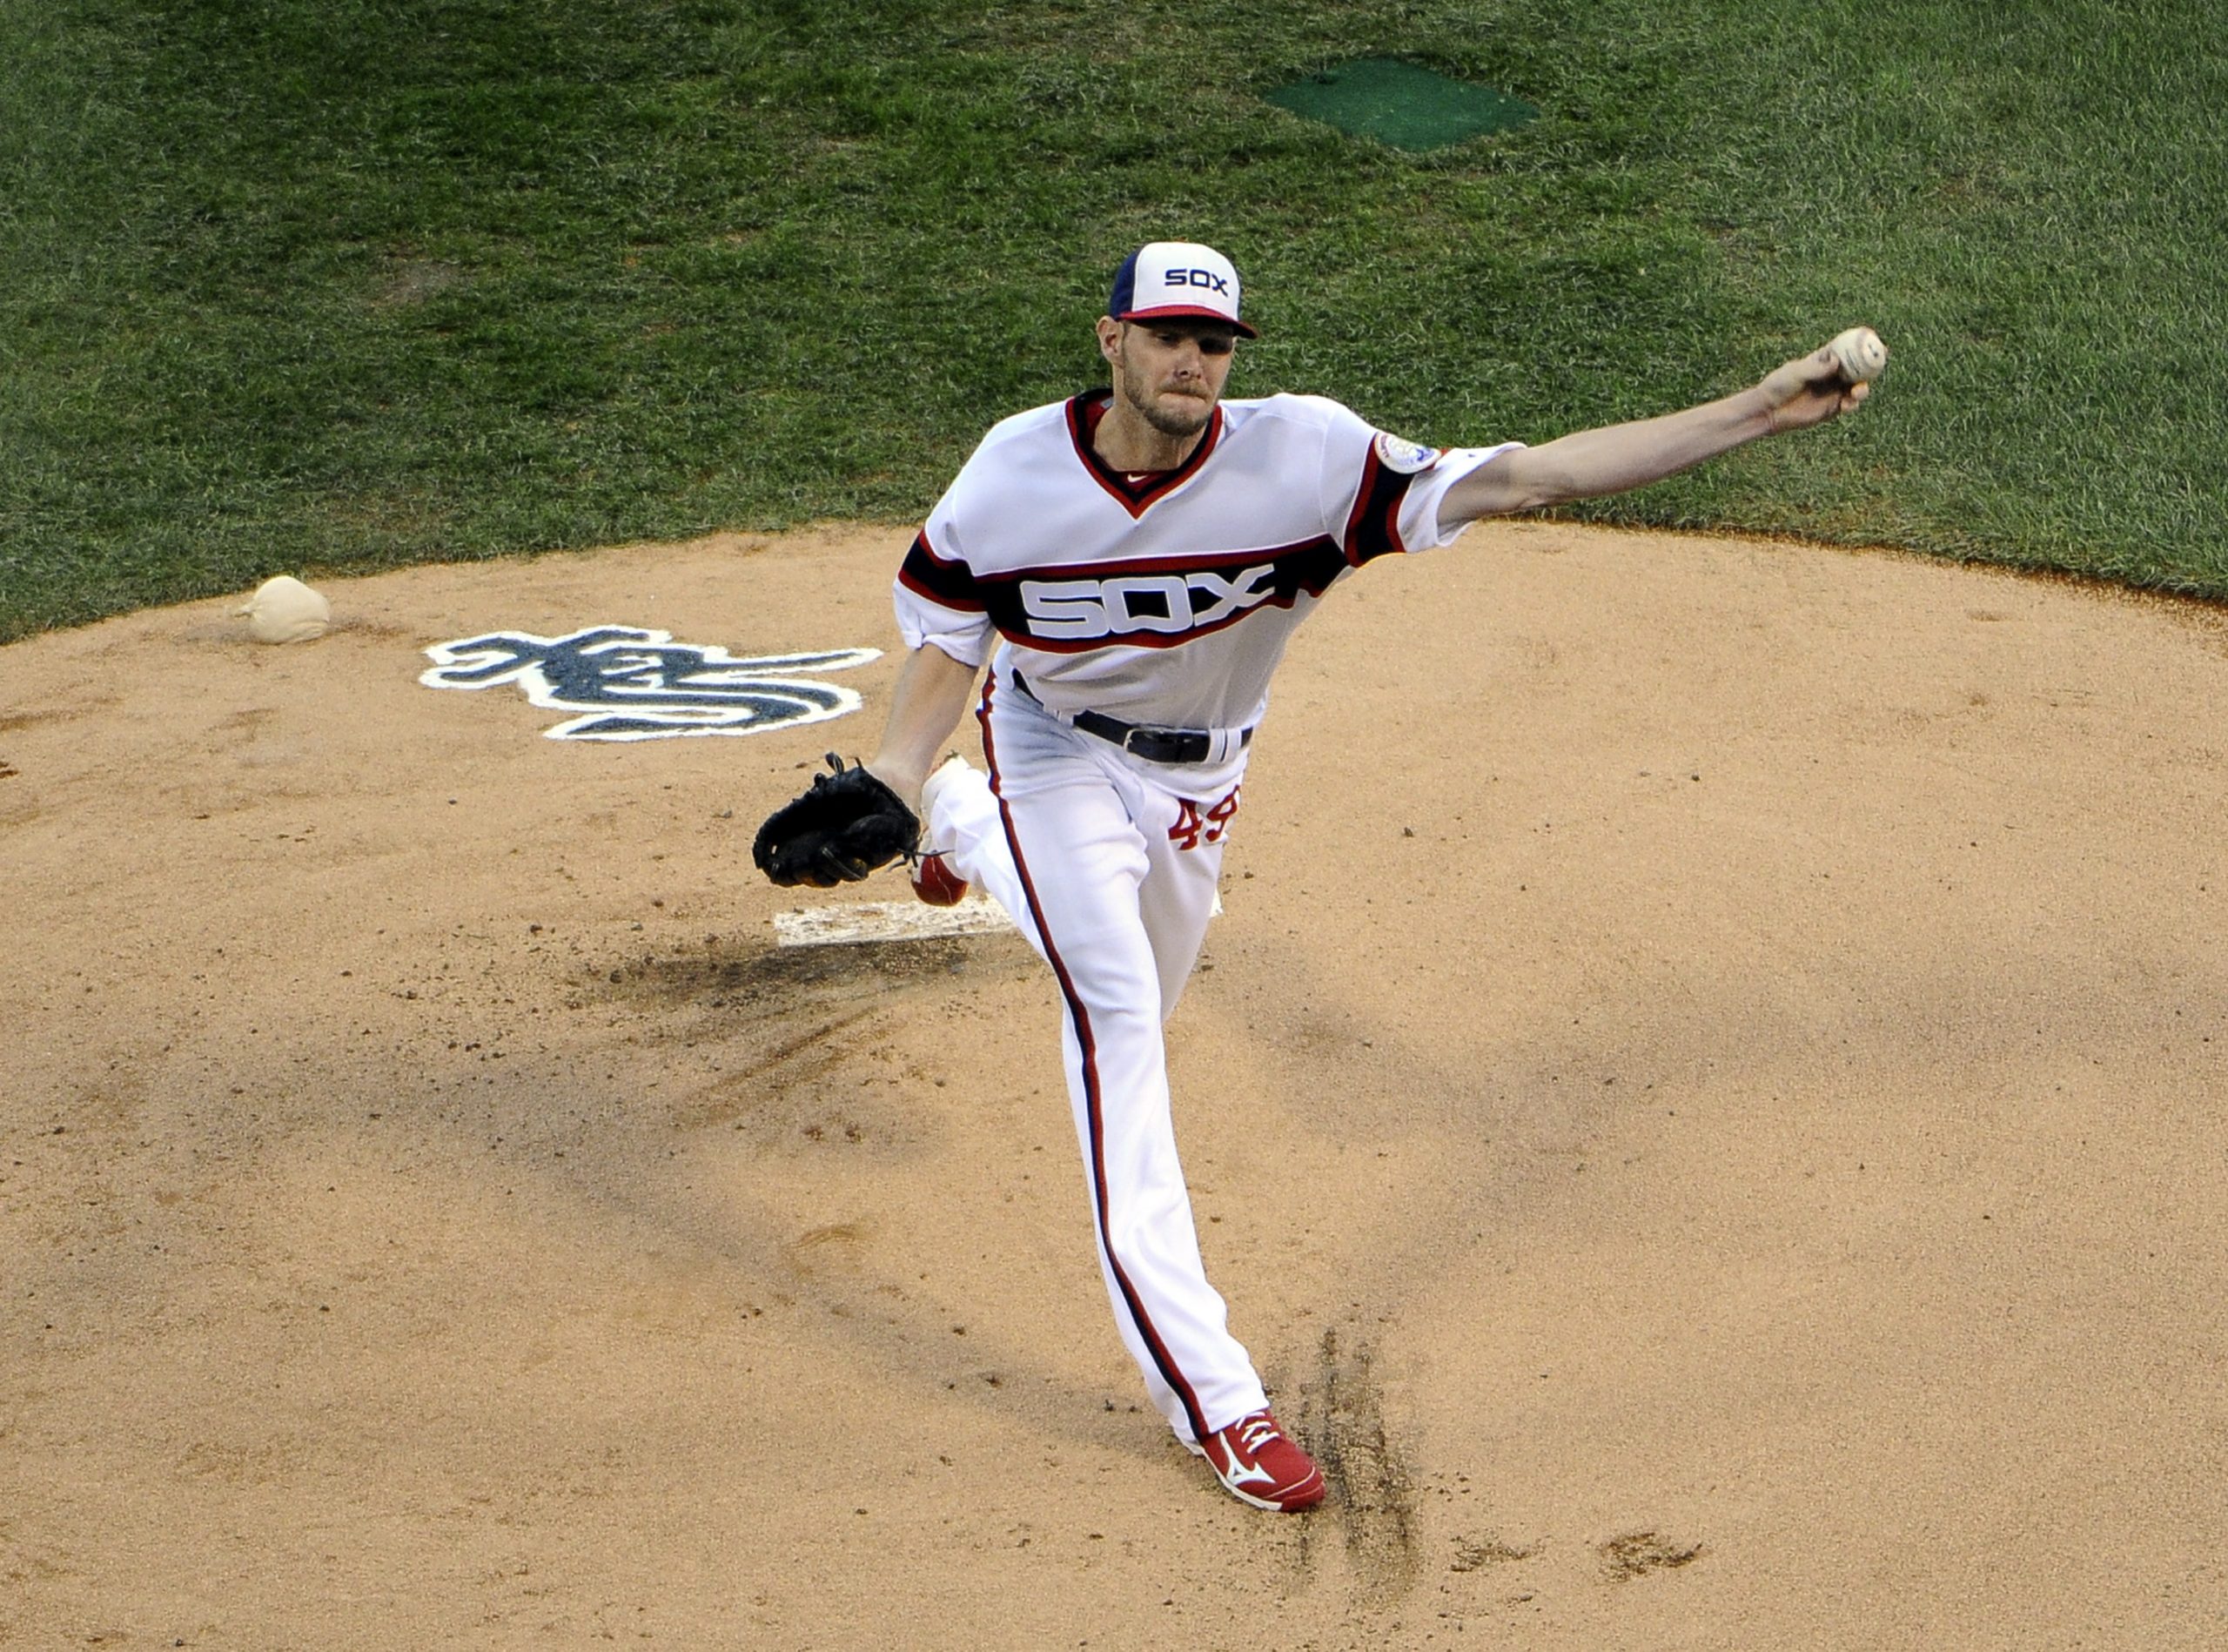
[1114,340,1220,439]
[1114,361,1214,440]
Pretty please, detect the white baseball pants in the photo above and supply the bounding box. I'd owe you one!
[924,680,1266,1445]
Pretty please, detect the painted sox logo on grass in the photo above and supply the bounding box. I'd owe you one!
[419,625,879,741]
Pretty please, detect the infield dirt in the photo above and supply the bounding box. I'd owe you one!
[3,521,2224,1649]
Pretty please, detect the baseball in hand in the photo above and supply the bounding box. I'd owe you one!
[1828,326,1888,383]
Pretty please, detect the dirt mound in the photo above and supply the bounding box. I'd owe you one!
[4,521,2223,1647]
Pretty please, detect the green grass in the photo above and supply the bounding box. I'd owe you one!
[4,0,2225,641]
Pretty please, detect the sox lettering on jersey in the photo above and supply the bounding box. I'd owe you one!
[1020,565,1277,641]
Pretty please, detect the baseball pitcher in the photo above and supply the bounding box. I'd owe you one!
[755,241,1876,1511]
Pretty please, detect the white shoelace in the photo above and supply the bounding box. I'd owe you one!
[1237,1415,1278,1454]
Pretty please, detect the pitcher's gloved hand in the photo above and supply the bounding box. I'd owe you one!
[752,754,921,887]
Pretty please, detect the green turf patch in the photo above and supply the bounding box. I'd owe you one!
[4,1,2226,639]
[1263,57,1539,151]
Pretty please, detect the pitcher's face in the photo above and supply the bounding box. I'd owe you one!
[1098,317,1238,438]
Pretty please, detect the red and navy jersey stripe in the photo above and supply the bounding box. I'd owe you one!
[902,526,1421,653]
[896,528,986,611]
[1341,447,1421,566]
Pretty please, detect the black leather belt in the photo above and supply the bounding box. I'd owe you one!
[1010,671,1252,766]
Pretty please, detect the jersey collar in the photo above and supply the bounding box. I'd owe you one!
[1066,391,1225,519]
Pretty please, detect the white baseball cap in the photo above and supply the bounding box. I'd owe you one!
[1107,241,1258,338]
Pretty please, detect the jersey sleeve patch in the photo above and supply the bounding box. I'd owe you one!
[1372,430,1440,474]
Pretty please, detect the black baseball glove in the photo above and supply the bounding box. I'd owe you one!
[752,754,921,887]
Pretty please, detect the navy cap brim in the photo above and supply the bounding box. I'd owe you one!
[1114,304,1258,339]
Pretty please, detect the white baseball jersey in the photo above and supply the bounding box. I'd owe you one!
[894,390,1520,788]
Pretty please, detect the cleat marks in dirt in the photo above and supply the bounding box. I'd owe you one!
[1296,1326,1419,1605]
[1450,1534,1538,1573]
[1598,1529,1703,1580]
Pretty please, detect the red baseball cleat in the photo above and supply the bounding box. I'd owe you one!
[909,850,970,907]
[1196,1408,1325,1512]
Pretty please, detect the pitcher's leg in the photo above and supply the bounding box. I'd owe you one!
[983,740,1265,1443]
